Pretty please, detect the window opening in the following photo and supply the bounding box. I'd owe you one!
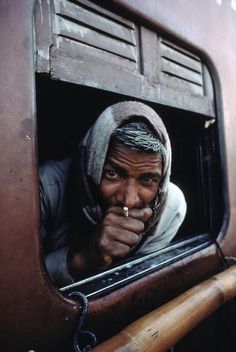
[36,73,224,291]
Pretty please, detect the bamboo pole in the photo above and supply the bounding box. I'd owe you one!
[92,265,236,352]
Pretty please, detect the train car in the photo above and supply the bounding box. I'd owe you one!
[1,0,236,351]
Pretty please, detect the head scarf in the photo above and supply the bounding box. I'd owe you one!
[74,101,172,235]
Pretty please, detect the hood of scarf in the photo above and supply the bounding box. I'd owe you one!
[76,101,172,233]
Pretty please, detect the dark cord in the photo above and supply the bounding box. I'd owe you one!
[68,291,97,352]
[214,239,229,269]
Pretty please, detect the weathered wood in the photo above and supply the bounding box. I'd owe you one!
[92,265,236,352]
[50,37,215,117]
[140,26,160,83]
[161,41,202,73]
[34,0,215,117]
[52,36,138,73]
[54,15,137,61]
[51,37,142,96]
[202,63,214,99]
[161,72,204,96]
[54,0,136,44]
[161,58,203,86]
[159,84,214,116]
[72,0,135,29]
[34,0,53,72]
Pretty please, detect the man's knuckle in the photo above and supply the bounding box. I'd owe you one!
[114,247,127,258]
[138,220,145,231]
[131,233,139,244]
[98,236,108,249]
[101,224,111,235]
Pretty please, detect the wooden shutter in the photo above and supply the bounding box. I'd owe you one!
[35,0,215,117]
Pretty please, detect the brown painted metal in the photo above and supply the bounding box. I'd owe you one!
[0,1,80,351]
[92,265,236,352]
[0,0,235,351]
[86,245,223,341]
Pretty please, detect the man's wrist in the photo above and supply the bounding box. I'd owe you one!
[67,250,90,277]
[67,247,112,279]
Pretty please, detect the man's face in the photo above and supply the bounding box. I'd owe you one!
[99,140,163,209]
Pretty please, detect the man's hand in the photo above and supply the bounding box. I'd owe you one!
[97,206,153,264]
[68,206,152,278]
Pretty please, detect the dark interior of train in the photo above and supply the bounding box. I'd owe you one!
[36,73,224,270]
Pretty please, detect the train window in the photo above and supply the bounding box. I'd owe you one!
[36,74,224,292]
[35,0,225,292]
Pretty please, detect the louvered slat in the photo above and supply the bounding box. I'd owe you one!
[54,0,137,57]
[160,41,204,96]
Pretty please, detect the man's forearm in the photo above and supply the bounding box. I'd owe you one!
[45,247,74,286]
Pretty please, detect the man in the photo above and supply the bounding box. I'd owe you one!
[40,101,186,287]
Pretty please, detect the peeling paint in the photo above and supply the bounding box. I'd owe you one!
[25,135,31,142]
[60,16,88,38]
[204,119,215,128]
[38,0,44,25]
[61,0,67,8]
[38,48,49,60]
[78,27,88,38]
[55,36,61,49]
[54,15,60,34]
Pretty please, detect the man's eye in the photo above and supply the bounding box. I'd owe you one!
[104,170,120,180]
[141,176,157,184]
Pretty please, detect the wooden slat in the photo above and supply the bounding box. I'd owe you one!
[71,0,135,29]
[52,37,138,72]
[162,58,203,85]
[92,265,236,352]
[161,72,204,96]
[34,0,53,72]
[159,84,214,117]
[50,36,141,95]
[161,42,202,73]
[140,27,160,83]
[54,15,137,61]
[54,0,136,45]
[50,38,215,117]
[202,63,214,99]
[162,39,200,60]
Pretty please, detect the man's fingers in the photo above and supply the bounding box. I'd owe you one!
[142,207,153,222]
[105,206,153,223]
[103,214,144,234]
[99,225,140,248]
[101,253,113,266]
[105,206,125,216]
[128,207,153,222]
[100,240,131,259]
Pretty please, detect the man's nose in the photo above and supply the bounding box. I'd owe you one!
[121,180,140,208]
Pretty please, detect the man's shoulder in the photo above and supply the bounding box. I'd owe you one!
[166,182,186,215]
[39,158,72,187]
